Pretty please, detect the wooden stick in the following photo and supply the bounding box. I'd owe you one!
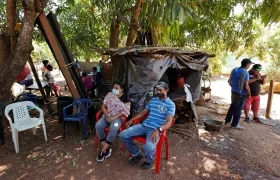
[27,56,48,103]
[168,129,195,139]
[37,13,80,99]
[266,80,274,118]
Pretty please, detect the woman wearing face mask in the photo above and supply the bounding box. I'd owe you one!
[95,82,131,162]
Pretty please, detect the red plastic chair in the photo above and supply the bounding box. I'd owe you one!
[131,113,173,174]
[94,110,127,149]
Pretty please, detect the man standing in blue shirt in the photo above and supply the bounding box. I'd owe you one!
[120,81,175,169]
[225,58,253,129]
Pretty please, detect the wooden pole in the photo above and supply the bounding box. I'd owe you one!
[265,80,274,118]
[27,56,49,103]
[37,13,80,99]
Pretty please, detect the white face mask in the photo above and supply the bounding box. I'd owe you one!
[112,89,120,95]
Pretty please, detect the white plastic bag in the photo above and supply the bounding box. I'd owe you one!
[184,83,192,102]
[11,83,25,99]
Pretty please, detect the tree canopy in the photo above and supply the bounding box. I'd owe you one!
[32,0,280,73]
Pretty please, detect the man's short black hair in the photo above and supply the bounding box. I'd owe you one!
[46,64,53,69]
[42,60,49,65]
[241,58,254,67]
[92,67,97,71]
[82,72,87,77]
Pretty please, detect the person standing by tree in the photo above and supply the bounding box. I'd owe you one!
[41,60,49,81]
[244,64,266,123]
[225,59,253,129]
[92,66,103,97]
[44,64,61,97]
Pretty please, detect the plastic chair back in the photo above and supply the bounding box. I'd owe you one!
[73,98,92,114]
[5,101,37,125]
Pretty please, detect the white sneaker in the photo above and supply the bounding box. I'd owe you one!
[104,148,112,159]
[224,122,231,126]
[231,125,245,130]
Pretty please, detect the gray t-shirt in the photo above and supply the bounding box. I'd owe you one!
[44,70,54,83]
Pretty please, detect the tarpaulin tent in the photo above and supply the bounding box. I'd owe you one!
[93,46,215,113]
[16,64,31,83]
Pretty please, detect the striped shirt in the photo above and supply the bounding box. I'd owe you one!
[142,97,176,129]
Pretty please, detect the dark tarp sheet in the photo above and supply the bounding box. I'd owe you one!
[111,53,208,113]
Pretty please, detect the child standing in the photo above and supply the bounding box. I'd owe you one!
[44,64,61,97]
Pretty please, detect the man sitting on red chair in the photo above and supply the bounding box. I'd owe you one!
[120,81,175,170]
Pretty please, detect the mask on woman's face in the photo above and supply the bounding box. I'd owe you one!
[112,89,120,95]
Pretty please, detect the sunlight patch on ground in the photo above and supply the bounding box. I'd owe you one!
[0,164,12,177]
[17,172,29,180]
[87,169,94,174]
[198,127,211,142]
[53,135,62,140]
[54,173,65,179]
[202,157,217,172]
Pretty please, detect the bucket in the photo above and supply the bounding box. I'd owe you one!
[24,93,38,104]
[177,77,184,88]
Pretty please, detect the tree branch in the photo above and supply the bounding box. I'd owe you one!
[0,0,36,102]
[126,0,144,46]
[6,0,16,38]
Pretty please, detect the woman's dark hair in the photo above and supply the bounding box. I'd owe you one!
[92,67,97,71]
[82,72,87,77]
[113,82,124,90]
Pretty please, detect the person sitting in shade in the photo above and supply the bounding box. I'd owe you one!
[82,72,93,96]
[120,81,175,170]
[95,82,130,162]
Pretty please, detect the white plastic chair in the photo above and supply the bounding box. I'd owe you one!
[5,101,47,153]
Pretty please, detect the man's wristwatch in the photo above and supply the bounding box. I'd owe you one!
[158,127,163,132]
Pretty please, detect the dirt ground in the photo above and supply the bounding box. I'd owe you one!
[1,74,280,180]
[1,100,280,180]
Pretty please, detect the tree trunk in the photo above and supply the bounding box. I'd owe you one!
[150,26,158,46]
[0,34,11,67]
[0,0,37,104]
[109,19,120,48]
[126,0,144,46]
[6,0,16,38]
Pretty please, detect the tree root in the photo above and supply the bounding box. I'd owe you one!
[169,128,198,140]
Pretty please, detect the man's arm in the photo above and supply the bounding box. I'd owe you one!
[261,75,267,85]
[159,114,173,131]
[228,79,232,87]
[126,108,149,127]
[248,77,258,84]
[130,108,149,122]
[244,80,251,97]
[228,68,235,87]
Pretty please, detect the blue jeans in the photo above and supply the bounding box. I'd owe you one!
[225,92,246,127]
[119,124,159,163]
[95,115,123,144]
